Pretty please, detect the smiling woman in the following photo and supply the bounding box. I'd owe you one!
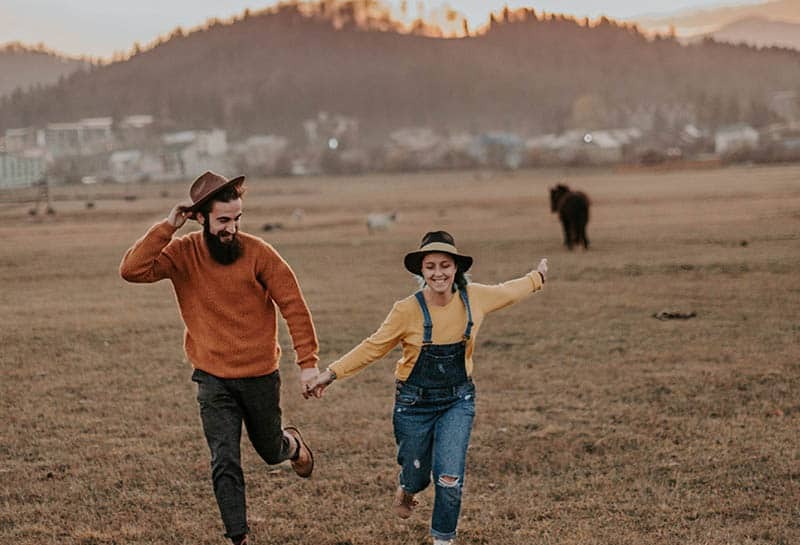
[305,229,548,545]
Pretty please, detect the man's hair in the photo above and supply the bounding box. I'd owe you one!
[198,183,246,218]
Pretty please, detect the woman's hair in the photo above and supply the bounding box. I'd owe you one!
[453,269,469,292]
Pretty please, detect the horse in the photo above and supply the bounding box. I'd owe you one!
[550,184,590,250]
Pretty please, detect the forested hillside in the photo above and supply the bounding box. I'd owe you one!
[0,43,87,99]
[1,2,798,139]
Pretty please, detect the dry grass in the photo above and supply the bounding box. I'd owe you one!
[1,165,799,545]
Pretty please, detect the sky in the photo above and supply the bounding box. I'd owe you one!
[0,0,762,58]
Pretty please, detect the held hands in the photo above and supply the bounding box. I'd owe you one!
[536,257,548,283]
[300,367,320,398]
[167,199,196,228]
[302,369,336,399]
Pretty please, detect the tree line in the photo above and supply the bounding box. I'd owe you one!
[1,2,798,140]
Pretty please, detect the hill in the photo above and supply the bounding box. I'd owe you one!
[701,16,800,50]
[638,0,800,40]
[1,3,799,139]
[0,42,88,99]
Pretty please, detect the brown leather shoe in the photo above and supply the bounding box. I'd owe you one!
[284,426,314,478]
[393,486,418,519]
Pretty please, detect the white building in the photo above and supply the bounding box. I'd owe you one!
[233,135,289,174]
[0,150,47,189]
[4,127,44,153]
[527,128,641,165]
[109,149,165,183]
[45,117,114,157]
[715,124,759,155]
[161,129,231,179]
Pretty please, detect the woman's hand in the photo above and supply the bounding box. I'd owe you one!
[536,257,548,282]
[300,367,320,396]
[302,369,336,399]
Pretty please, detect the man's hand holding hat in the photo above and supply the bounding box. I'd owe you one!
[168,199,196,228]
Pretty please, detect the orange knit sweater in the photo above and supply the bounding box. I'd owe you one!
[120,220,319,378]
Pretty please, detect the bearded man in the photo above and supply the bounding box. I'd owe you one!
[120,171,318,545]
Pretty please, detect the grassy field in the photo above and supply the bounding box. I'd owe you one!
[1,165,799,545]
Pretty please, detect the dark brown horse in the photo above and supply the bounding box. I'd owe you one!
[550,184,590,250]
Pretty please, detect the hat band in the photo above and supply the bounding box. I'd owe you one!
[417,242,461,255]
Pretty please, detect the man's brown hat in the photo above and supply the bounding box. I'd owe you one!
[187,171,245,214]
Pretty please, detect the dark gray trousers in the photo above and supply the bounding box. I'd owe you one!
[192,368,294,538]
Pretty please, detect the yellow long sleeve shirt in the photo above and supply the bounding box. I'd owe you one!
[329,272,543,381]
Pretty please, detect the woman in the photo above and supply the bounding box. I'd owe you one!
[306,231,547,545]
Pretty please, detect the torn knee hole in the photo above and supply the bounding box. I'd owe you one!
[438,474,459,487]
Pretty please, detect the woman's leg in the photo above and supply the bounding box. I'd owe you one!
[429,391,475,541]
[393,403,436,494]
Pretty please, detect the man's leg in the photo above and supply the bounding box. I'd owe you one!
[193,370,248,540]
[239,370,294,464]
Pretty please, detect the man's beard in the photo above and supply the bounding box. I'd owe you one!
[203,223,243,265]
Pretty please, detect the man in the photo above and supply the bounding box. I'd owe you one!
[120,171,319,545]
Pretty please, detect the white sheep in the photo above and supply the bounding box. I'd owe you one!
[366,211,398,234]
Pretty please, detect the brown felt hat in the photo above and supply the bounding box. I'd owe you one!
[404,231,473,275]
[187,171,245,214]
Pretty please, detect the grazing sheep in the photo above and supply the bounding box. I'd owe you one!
[366,211,397,234]
[550,184,590,250]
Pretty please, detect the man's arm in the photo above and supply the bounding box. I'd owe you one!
[119,200,192,283]
[261,250,320,371]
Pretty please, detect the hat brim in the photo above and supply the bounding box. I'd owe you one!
[404,250,473,276]
[187,175,245,216]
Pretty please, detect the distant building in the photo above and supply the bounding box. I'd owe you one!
[117,114,156,148]
[384,127,446,170]
[4,127,43,153]
[303,112,359,151]
[527,128,641,165]
[715,124,759,155]
[161,129,231,179]
[45,122,82,157]
[0,150,46,189]
[45,117,114,157]
[109,149,165,183]
[232,135,289,175]
[471,132,525,170]
[80,117,114,154]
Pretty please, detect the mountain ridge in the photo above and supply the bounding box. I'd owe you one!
[0,42,88,99]
[1,4,798,139]
[638,0,800,41]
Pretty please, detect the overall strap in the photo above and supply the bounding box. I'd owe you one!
[459,288,474,340]
[414,291,434,344]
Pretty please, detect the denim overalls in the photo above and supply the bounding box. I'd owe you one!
[393,288,477,541]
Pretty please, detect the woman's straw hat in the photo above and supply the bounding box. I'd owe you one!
[404,231,473,275]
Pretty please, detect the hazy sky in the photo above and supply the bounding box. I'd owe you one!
[1,0,761,58]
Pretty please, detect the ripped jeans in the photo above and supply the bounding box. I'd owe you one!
[392,379,476,541]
